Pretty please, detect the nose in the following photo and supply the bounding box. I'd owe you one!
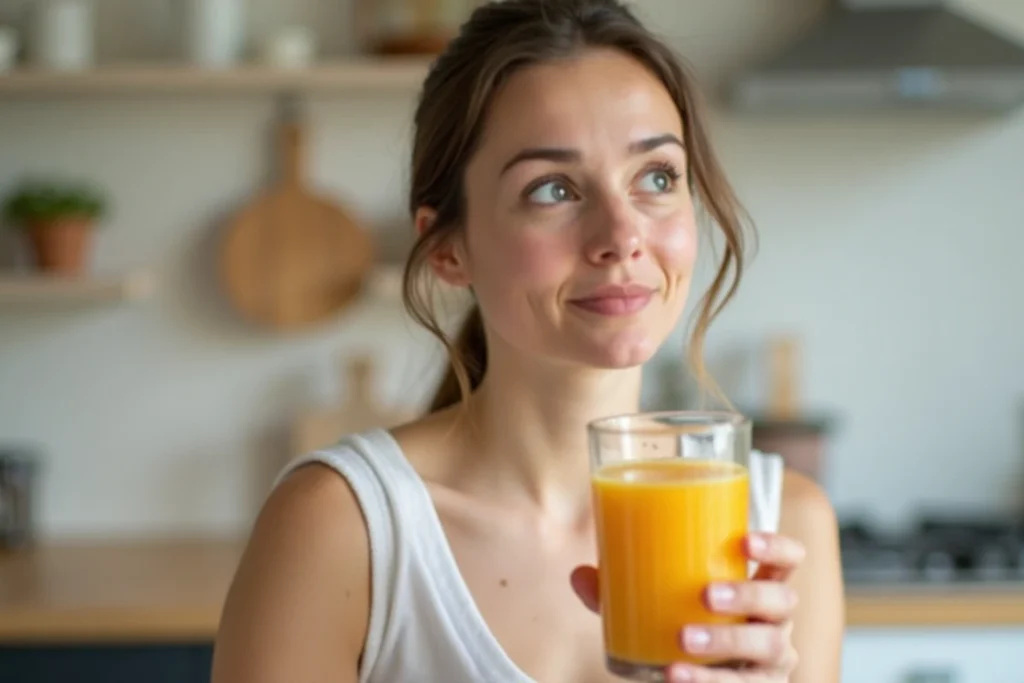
[584,199,644,266]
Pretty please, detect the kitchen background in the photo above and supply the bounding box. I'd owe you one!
[0,0,1022,682]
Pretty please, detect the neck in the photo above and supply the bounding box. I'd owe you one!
[455,343,643,518]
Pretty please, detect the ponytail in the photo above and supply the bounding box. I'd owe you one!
[429,305,487,412]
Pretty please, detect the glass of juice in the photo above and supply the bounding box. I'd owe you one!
[588,411,751,681]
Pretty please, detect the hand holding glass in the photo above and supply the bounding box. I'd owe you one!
[588,411,752,681]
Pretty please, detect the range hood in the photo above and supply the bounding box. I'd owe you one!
[729,0,1024,113]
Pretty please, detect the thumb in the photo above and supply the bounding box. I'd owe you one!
[570,565,600,614]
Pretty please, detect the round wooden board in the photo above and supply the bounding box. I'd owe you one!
[221,120,374,331]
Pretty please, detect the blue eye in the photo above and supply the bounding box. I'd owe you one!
[528,180,575,205]
[637,168,677,193]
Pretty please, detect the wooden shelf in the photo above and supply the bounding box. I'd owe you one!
[0,59,432,98]
[0,270,156,306]
[0,266,465,312]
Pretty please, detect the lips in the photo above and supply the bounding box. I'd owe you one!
[569,284,657,317]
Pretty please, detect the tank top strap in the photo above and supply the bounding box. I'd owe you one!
[749,449,785,534]
[746,449,785,579]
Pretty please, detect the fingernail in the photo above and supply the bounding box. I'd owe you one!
[670,666,695,683]
[748,533,768,555]
[708,583,736,608]
[684,626,711,652]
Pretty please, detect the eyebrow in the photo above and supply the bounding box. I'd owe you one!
[499,133,684,176]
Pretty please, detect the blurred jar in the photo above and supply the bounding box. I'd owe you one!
[0,447,41,550]
[184,0,246,67]
[0,24,18,72]
[356,0,478,55]
[260,26,315,69]
[30,0,93,70]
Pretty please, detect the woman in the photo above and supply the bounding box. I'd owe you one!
[211,0,845,681]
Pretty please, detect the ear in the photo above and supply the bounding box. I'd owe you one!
[414,206,472,289]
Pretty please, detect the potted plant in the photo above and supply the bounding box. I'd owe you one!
[1,179,108,275]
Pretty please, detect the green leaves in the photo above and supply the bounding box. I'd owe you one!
[2,179,108,226]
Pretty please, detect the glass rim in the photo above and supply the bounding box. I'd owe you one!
[586,410,750,437]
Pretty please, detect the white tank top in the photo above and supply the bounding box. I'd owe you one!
[273,427,785,683]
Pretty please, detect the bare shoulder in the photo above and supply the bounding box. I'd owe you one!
[778,469,842,600]
[780,469,838,531]
[211,463,369,683]
[778,469,845,683]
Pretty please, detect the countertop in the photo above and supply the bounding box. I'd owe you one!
[2,539,1024,643]
[0,539,245,644]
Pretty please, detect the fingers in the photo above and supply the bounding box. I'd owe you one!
[569,565,600,613]
[665,662,781,683]
[670,587,798,682]
[680,622,790,667]
[704,580,798,623]
[667,626,798,683]
[746,533,806,581]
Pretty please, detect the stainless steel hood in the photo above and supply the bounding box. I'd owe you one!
[729,0,1024,113]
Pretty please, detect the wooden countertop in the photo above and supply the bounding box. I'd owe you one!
[0,539,246,644]
[844,584,1024,628]
[2,539,1024,643]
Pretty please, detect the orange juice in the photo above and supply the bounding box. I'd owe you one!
[592,459,749,668]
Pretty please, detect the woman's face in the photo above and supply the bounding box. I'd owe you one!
[433,47,697,370]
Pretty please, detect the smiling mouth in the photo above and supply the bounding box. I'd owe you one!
[568,291,655,317]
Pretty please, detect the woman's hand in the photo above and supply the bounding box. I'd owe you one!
[570,532,807,682]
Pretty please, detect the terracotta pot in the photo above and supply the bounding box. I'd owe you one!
[26,218,94,275]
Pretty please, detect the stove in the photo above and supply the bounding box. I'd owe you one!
[840,515,1024,586]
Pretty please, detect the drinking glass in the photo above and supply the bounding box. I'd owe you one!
[588,411,752,681]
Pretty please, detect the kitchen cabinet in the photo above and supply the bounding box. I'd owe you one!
[842,626,1024,683]
[0,643,213,683]
[0,539,233,683]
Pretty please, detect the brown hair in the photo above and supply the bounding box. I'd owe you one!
[403,0,752,413]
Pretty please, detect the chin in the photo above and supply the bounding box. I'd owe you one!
[570,334,662,369]
[554,301,681,370]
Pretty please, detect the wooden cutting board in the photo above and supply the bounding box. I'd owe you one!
[221,106,374,331]
[290,354,418,459]
[766,335,801,420]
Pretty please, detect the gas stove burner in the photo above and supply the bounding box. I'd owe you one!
[840,514,1024,586]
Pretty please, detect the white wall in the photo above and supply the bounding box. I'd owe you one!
[694,109,1024,522]
[1,0,1022,538]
